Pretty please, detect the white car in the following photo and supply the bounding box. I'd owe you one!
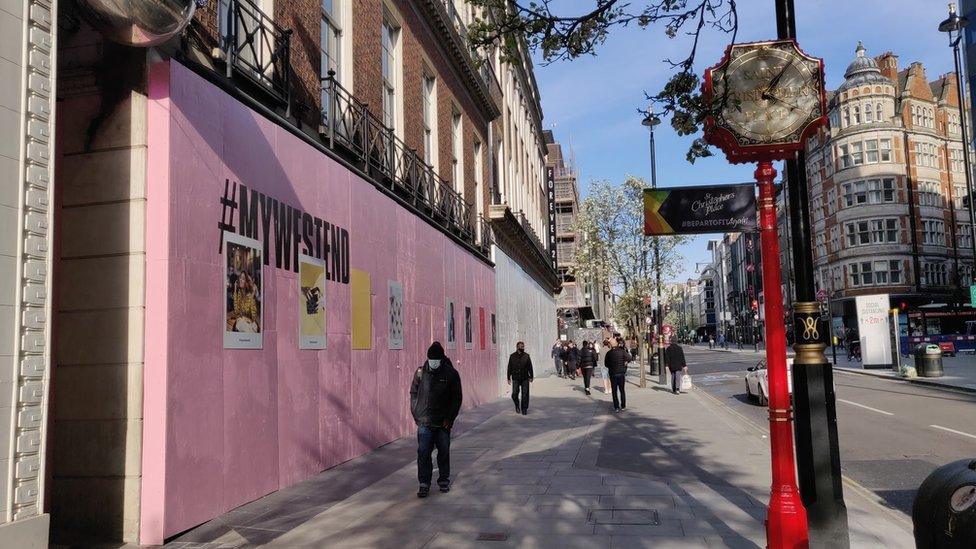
[745,358,793,406]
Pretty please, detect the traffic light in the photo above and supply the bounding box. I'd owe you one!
[899,301,908,312]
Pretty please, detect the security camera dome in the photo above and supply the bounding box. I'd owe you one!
[75,0,198,47]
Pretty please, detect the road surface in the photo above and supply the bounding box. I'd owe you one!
[681,345,976,517]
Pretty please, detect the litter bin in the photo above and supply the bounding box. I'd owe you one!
[912,458,976,548]
[915,344,945,377]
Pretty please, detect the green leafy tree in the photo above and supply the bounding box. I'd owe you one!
[571,176,690,335]
[468,0,739,162]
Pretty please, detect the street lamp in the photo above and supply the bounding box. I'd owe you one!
[940,3,976,282]
[643,113,665,383]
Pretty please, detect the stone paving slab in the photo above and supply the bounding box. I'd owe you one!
[164,376,915,548]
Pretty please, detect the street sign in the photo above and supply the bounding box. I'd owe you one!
[643,184,757,236]
[970,284,976,307]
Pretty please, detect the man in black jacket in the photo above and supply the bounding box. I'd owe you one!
[664,338,688,394]
[507,341,534,415]
[410,342,463,498]
[605,336,631,412]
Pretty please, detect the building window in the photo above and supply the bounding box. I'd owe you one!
[853,105,861,124]
[815,233,826,258]
[880,138,892,162]
[474,139,483,213]
[865,139,878,162]
[845,218,898,247]
[320,0,343,118]
[961,263,974,286]
[959,223,973,250]
[865,103,874,123]
[422,73,436,165]
[843,108,850,127]
[381,18,400,132]
[950,149,964,172]
[914,142,937,168]
[876,102,884,121]
[850,260,901,287]
[842,178,895,207]
[922,218,946,245]
[918,181,943,207]
[922,262,949,286]
[451,110,462,189]
[953,184,968,209]
[830,226,839,253]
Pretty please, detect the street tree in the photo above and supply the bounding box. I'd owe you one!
[571,176,689,334]
[468,0,739,162]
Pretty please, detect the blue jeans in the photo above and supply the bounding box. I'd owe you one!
[417,425,451,487]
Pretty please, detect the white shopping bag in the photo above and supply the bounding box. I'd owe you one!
[681,374,693,391]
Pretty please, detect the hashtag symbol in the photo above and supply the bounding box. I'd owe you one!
[218,178,238,253]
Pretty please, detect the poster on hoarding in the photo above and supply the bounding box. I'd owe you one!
[855,294,891,367]
[224,232,264,349]
[299,255,327,349]
[446,299,456,349]
[388,281,404,350]
[464,306,473,349]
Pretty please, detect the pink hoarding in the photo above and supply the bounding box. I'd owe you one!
[141,60,497,544]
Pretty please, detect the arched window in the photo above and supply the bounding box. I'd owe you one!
[865,103,874,122]
[911,105,917,125]
[876,102,883,121]
[843,107,850,127]
[853,105,861,124]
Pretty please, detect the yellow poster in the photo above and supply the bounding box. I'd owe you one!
[351,269,372,350]
[299,256,327,349]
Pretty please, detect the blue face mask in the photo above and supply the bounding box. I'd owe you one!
[427,359,441,370]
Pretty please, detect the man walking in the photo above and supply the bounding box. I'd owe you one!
[664,338,688,394]
[507,341,534,415]
[605,336,630,412]
[551,339,564,378]
[579,341,597,395]
[410,342,463,498]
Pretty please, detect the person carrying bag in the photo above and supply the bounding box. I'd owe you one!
[664,338,689,395]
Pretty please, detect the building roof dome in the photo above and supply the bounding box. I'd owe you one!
[838,42,891,92]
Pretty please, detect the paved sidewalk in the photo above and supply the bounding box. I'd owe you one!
[165,377,915,548]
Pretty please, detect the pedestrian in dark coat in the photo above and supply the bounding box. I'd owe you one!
[551,339,564,377]
[507,341,534,415]
[410,342,463,498]
[579,341,598,395]
[664,339,688,394]
[564,341,580,380]
[605,337,630,412]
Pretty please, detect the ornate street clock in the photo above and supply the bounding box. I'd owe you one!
[704,39,826,163]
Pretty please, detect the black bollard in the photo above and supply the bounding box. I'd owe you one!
[912,458,976,548]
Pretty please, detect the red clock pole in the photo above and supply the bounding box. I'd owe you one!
[755,161,809,548]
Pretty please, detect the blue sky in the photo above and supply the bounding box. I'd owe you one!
[533,0,956,283]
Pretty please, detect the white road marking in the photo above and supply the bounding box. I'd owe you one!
[929,425,976,440]
[837,399,894,416]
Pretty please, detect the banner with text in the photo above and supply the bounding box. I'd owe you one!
[643,184,757,236]
[855,294,892,367]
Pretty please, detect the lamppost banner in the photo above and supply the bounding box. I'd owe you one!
[643,184,757,236]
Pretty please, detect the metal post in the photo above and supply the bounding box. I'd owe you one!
[756,161,809,547]
[951,36,976,266]
[773,0,850,545]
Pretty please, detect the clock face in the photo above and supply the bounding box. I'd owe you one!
[711,43,823,147]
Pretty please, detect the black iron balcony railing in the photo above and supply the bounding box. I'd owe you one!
[221,0,292,107]
[477,214,494,255]
[322,71,483,246]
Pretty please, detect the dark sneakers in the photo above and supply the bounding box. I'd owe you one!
[418,485,430,498]
[438,481,451,493]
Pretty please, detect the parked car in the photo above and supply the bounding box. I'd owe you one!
[745,358,793,406]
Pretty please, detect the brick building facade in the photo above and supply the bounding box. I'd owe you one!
[806,43,975,328]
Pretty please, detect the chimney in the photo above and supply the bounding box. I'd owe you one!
[876,51,899,93]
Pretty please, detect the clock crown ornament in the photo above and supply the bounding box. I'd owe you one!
[703,39,827,164]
